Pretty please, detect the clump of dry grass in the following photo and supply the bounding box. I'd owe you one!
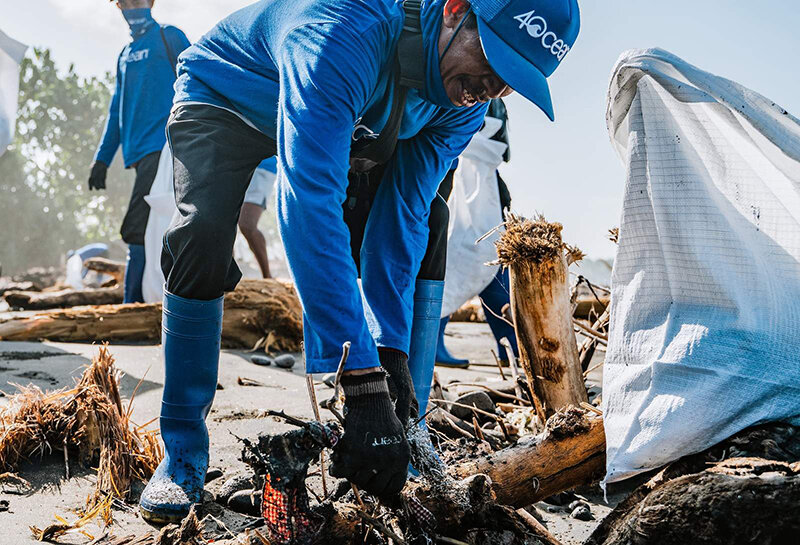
[0,344,162,508]
[30,494,114,542]
[495,212,583,267]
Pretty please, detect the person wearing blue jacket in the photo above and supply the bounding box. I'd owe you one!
[86,0,189,303]
[139,0,580,523]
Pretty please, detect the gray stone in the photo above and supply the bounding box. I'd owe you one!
[205,467,224,483]
[216,474,255,504]
[570,504,593,521]
[251,354,273,366]
[568,499,590,511]
[274,354,296,369]
[227,489,262,517]
[449,391,496,422]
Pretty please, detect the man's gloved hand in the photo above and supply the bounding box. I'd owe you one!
[379,348,418,426]
[87,161,108,191]
[329,370,410,497]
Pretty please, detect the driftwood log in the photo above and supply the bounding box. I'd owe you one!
[3,266,61,292]
[4,286,123,310]
[495,214,588,417]
[0,281,39,296]
[451,406,606,507]
[326,409,604,544]
[0,279,303,351]
[587,423,800,545]
[3,258,126,310]
[449,298,484,323]
[83,257,126,285]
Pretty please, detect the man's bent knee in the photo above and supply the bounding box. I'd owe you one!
[161,213,239,299]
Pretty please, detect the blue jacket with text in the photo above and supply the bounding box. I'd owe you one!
[95,9,190,168]
[174,0,487,372]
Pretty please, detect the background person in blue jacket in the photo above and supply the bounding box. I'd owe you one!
[86,0,189,303]
[139,0,579,523]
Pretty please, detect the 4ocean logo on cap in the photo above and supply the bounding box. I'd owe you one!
[513,10,571,61]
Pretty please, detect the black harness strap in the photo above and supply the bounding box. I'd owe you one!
[159,26,178,74]
[397,0,425,89]
[349,0,425,170]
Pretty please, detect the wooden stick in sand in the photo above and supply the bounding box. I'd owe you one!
[494,213,588,418]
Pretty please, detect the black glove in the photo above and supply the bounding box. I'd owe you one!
[329,371,410,497]
[87,161,108,190]
[379,348,418,427]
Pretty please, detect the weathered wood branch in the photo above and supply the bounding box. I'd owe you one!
[4,285,123,310]
[579,309,609,372]
[319,410,604,544]
[496,215,588,417]
[0,279,303,351]
[588,458,800,545]
[587,423,800,545]
[451,407,606,507]
[84,257,126,285]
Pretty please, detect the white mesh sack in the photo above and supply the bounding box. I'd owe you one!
[603,48,800,483]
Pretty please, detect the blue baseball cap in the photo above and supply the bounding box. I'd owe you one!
[471,0,580,121]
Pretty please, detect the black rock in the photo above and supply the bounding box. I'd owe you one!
[542,491,577,506]
[216,474,255,504]
[449,391,496,422]
[251,354,273,366]
[227,489,263,516]
[205,467,224,483]
[570,504,593,521]
[274,354,296,369]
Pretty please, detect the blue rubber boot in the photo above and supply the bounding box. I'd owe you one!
[123,244,146,303]
[139,291,223,524]
[407,280,447,476]
[408,280,445,417]
[435,317,470,368]
[480,269,519,361]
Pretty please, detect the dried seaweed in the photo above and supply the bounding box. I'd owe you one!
[495,213,581,267]
[30,494,114,542]
[0,344,162,507]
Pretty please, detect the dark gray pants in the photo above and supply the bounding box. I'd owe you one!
[162,104,449,301]
[120,151,161,245]
[162,105,276,300]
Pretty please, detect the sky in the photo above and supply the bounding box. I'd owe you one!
[3,0,800,259]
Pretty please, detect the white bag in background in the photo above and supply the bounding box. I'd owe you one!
[64,254,84,291]
[142,143,177,303]
[0,28,27,156]
[603,48,800,483]
[441,117,507,317]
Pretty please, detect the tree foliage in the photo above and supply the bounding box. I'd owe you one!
[0,48,133,275]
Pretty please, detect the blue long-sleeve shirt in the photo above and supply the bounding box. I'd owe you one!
[174,0,487,369]
[95,10,190,168]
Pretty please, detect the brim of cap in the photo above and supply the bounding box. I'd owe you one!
[477,18,555,121]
